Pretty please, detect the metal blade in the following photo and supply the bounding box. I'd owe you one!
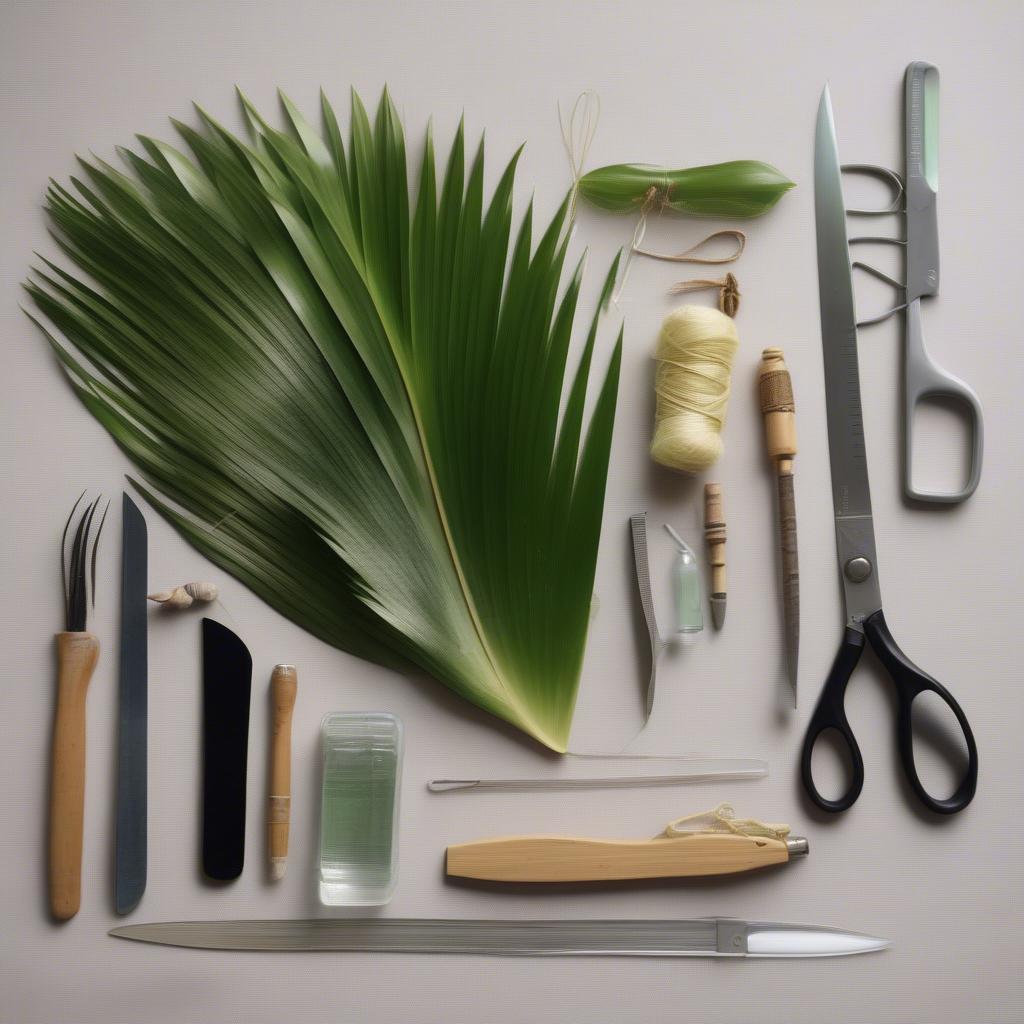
[815,87,874,523]
[115,493,147,914]
[905,61,940,301]
[109,918,888,958]
[815,87,884,627]
[709,595,726,629]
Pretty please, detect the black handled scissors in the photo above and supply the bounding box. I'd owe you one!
[806,86,978,815]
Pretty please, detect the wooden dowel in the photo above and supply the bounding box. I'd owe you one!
[268,664,297,881]
[49,631,99,920]
[703,483,727,629]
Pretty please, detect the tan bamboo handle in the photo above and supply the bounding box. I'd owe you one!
[703,483,726,604]
[447,832,793,883]
[268,664,297,880]
[758,347,797,475]
[49,631,99,920]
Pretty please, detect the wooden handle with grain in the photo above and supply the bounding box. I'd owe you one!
[49,631,99,920]
[268,664,297,881]
[447,832,793,883]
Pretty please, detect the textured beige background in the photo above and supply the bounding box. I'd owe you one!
[2,1,1022,1021]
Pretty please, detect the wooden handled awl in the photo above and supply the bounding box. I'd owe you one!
[447,831,807,883]
[268,664,297,881]
[703,483,727,629]
[759,347,800,707]
[50,493,107,920]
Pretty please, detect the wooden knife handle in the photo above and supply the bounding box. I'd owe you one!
[447,832,792,883]
[49,631,99,920]
[268,664,297,880]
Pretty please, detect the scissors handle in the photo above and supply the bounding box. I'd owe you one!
[801,612,979,815]
[800,627,866,813]
[904,300,984,503]
[863,610,978,814]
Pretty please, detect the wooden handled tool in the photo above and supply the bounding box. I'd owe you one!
[703,483,727,629]
[268,664,297,881]
[49,632,99,919]
[447,831,807,883]
[758,348,800,706]
[50,493,107,920]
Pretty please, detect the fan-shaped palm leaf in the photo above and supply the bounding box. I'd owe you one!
[26,89,622,751]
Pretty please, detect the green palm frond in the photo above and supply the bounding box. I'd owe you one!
[26,88,622,751]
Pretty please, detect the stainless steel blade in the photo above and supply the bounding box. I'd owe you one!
[815,88,873,523]
[814,86,883,626]
[115,493,147,915]
[109,918,889,958]
[905,61,940,302]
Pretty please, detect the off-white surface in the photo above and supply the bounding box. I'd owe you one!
[2,2,1022,1021]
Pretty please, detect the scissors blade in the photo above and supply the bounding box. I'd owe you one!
[815,87,873,522]
[814,86,883,626]
[904,61,940,302]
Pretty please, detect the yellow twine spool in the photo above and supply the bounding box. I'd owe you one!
[650,305,739,473]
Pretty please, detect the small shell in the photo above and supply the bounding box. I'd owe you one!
[184,581,218,603]
[147,586,193,609]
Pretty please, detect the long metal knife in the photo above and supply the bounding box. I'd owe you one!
[109,917,889,958]
[115,493,148,914]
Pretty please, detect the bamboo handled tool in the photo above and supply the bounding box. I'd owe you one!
[703,483,727,628]
[268,664,297,880]
[447,805,807,884]
[50,493,107,920]
[758,348,800,706]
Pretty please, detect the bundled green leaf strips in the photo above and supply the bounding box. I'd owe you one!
[27,90,623,751]
[578,161,795,218]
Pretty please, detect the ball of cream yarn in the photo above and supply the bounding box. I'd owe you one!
[650,305,739,473]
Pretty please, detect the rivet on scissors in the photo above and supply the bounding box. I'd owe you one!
[844,557,872,583]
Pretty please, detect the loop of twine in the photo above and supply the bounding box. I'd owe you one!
[634,228,746,265]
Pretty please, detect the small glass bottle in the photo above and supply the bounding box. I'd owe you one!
[665,525,704,635]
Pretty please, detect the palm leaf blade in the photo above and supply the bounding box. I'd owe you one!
[28,90,621,751]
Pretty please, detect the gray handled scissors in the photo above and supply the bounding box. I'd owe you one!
[844,62,983,504]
